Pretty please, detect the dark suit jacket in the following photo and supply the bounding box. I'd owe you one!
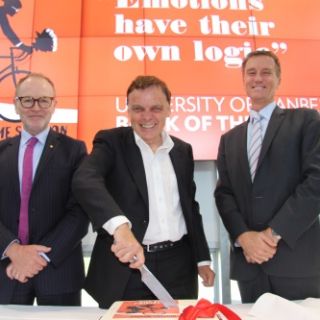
[0,130,89,303]
[215,107,320,281]
[72,127,210,308]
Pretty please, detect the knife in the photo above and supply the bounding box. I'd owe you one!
[138,262,178,309]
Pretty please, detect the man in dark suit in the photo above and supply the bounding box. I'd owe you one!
[214,50,320,303]
[0,73,88,305]
[72,75,214,308]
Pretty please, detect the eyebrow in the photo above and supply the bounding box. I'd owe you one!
[246,67,273,72]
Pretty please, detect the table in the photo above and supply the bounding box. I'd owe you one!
[0,305,105,320]
[0,303,251,320]
[4,298,318,320]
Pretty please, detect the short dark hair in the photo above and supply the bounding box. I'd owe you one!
[126,75,171,104]
[242,50,281,78]
[15,72,56,96]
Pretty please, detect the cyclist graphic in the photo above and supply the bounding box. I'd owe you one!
[0,0,32,53]
[0,0,58,122]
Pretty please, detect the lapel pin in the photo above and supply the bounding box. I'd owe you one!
[49,144,54,149]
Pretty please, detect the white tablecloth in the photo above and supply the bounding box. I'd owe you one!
[1,296,319,320]
[0,303,251,320]
[0,305,105,320]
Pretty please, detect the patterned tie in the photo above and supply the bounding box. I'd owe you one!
[18,137,38,244]
[248,111,262,181]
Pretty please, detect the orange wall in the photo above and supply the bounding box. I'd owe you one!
[0,0,319,159]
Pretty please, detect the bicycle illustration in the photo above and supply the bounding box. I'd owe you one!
[0,28,57,122]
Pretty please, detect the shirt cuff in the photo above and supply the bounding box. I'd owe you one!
[39,252,51,262]
[1,239,19,260]
[197,260,211,267]
[103,216,131,235]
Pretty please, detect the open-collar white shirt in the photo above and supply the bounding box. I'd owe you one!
[134,131,187,244]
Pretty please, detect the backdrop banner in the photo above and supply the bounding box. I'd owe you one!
[0,0,319,159]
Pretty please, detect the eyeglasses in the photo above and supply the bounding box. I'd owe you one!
[15,96,55,109]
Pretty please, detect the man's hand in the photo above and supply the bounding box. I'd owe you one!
[198,265,215,287]
[5,243,51,283]
[237,230,277,264]
[6,263,28,283]
[263,227,281,244]
[111,223,145,269]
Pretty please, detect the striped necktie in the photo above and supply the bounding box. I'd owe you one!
[248,112,262,181]
[18,137,38,244]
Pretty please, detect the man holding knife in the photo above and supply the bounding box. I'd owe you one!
[72,75,214,308]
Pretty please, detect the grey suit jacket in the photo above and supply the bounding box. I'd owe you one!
[0,130,88,303]
[215,107,320,281]
[72,127,210,308]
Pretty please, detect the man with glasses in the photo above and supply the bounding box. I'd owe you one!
[0,73,88,305]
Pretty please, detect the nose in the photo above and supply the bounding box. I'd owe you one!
[31,101,42,110]
[141,110,152,120]
[253,73,264,81]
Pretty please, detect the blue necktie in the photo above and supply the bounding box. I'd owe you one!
[248,112,262,180]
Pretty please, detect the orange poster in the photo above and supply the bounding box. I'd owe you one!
[0,0,319,159]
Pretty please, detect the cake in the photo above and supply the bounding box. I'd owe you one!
[100,299,239,320]
[101,300,188,320]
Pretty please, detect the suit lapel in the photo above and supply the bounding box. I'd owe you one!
[169,141,185,193]
[7,136,21,198]
[257,106,285,170]
[33,130,60,186]
[123,130,149,207]
[238,121,252,185]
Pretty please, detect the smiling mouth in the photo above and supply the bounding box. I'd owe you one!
[29,115,44,119]
[251,87,266,92]
[141,123,156,129]
[252,84,265,89]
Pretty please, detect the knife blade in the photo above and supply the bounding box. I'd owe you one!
[139,263,178,309]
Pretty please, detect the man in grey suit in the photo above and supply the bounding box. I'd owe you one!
[215,50,320,303]
[72,75,215,308]
[0,73,88,305]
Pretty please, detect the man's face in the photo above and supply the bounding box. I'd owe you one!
[127,85,170,150]
[243,55,280,111]
[14,76,56,135]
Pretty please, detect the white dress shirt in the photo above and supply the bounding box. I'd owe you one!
[103,131,187,243]
[135,131,187,244]
[103,130,210,267]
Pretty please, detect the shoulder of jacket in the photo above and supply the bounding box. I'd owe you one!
[170,134,188,146]
[96,127,131,136]
[52,131,84,146]
[222,120,247,138]
[0,135,18,147]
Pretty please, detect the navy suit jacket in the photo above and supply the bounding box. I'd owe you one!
[0,130,89,303]
[215,107,320,281]
[72,127,210,308]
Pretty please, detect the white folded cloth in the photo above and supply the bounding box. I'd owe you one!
[248,293,320,320]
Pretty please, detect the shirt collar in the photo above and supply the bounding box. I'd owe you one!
[134,130,174,152]
[252,102,276,121]
[21,127,50,146]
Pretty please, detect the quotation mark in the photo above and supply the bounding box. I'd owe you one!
[271,42,288,53]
